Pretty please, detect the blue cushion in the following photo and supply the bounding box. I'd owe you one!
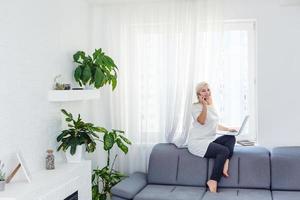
[148,143,208,186]
[208,146,271,189]
[202,188,272,200]
[111,172,147,199]
[271,146,300,190]
[134,185,205,200]
[176,147,207,186]
[112,196,128,200]
[208,152,239,187]
[147,143,178,184]
[272,191,300,200]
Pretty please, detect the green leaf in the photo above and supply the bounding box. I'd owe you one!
[118,135,132,145]
[56,130,70,142]
[61,109,69,117]
[89,131,100,139]
[73,51,85,64]
[116,138,128,154]
[111,77,117,90]
[61,109,73,121]
[92,49,101,60]
[70,144,77,155]
[66,118,72,122]
[81,66,92,84]
[94,68,104,89]
[106,56,116,67]
[103,132,114,151]
[57,143,64,152]
[112,129,124,134]
[74,67,82,82]
[92,126,107,133]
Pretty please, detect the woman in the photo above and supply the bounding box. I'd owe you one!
[188,81,237,193]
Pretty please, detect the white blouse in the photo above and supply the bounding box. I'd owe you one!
[188,103,219,157]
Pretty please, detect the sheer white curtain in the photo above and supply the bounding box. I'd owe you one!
[92,0,224,174]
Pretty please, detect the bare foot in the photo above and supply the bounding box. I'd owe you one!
[207,180,217,193]
[223,159,229,177]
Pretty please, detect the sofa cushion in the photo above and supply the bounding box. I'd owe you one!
[148,143,207,186]
[271,147,300,190]
[176,148,207,187]
[202,188,272,200]
[111,172,147,199]
[134,185,205,200]
[208,146,271,189]
[272,191,300,200]
[208,151,239,187]
[147,143,178,184]
[112,196,128,200]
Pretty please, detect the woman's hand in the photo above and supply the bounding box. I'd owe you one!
[228,128,238,132]
[206,94,212,105]
[198,95,208,106]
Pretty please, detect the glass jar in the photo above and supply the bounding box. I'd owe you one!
[46,149,55,170]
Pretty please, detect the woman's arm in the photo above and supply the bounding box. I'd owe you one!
[197,104,207,125]
[218,124,230,131]
[218,124,237,132]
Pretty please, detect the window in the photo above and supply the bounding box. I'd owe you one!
[134,20,257,143]
[213,21,257,141]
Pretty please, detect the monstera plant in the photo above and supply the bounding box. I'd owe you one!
[73,48,118,90]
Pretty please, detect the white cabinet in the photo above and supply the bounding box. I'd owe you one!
[0,161,91,200]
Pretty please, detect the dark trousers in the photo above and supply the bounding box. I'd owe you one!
[204,135,236,182]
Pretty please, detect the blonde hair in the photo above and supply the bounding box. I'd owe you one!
[195,81,209,94]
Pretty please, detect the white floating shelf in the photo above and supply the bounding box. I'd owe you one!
[48,90,100,102]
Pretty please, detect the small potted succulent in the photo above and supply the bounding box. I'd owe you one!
[57,109,105,163]
[73,48,118,90]
[0,161,6,191]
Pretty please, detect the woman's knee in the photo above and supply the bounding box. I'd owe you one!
[218,146,230,158]
[227,135,236,143]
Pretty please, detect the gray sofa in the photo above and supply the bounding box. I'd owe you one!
[111,143,300,200]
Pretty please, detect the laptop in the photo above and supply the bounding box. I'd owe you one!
[217,115,250,136]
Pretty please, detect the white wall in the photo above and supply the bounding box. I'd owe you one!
[0,0,91,176]
[223,0,300,147]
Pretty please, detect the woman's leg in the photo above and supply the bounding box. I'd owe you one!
[213,135,236,158]
[213,135,236,176]
[204,142,230,192]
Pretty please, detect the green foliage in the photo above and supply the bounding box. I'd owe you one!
[73,48,118,90]
[56,109,105,155]
[92,128,131,200]
[0,161,5,181]
[92,166,127,200]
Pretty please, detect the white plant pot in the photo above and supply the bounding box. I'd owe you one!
[0,181,5,191]
[84,85,94,90]
[65,145,83,163]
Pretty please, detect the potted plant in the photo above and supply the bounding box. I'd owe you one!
[56,109,105,163]
[0,161,5,191]
[92,128,131,200]
[73,48,118,90]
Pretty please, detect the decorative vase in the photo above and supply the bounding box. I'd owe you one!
[0,181,5,191]
[65,145,83,163]
[46,149,55,170]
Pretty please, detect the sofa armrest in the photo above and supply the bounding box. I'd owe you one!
[111,172,147,199]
